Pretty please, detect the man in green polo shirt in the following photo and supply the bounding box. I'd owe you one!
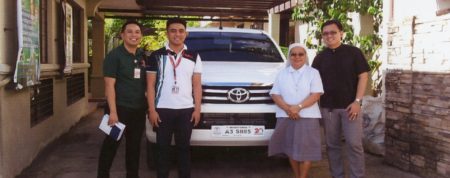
[97,21,147,178]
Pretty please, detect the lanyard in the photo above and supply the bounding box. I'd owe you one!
[168,50,184,85]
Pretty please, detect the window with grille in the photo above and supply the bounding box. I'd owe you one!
[67,73,85,105]
[56,0,83,66]
[30,78,54,126]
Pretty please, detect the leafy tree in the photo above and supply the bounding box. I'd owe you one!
[103,18,200,52]
[104,18,126,52]
[140,19,200,51]
[140,19,166,52]
[292,0,382,54]
[292,0,383,95]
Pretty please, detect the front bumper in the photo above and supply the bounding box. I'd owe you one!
[145,103,277,146]
[145,120,274,146]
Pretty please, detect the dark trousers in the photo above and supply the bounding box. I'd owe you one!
[155,108,194,178]
[97,105,146,178]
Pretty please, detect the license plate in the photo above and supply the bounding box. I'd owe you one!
[211,125,265,137]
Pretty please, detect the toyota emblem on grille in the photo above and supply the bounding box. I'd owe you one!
[227,88,250,103]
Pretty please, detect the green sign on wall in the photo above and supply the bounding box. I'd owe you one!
[14,0,41,89]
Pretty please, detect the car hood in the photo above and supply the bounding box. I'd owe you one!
[201,61,285,86]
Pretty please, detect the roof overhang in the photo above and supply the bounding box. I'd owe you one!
[95,0,291,21]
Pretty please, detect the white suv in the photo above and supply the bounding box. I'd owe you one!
[145,27,285,146]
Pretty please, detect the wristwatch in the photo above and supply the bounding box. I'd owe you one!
[354,98,362,106]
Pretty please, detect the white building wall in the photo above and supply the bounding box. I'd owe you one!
[392,0,438,20]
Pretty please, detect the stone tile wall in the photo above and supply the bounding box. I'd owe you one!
[384,15,450,178]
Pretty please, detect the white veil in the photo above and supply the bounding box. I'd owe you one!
[286,43,309,67]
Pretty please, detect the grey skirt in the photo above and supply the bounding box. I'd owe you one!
[268,117,322,161]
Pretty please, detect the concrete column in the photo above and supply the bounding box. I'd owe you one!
[294,21,301,43]
[90,15,105,99]
[243,22,251,29]
[0,0,16,175]
[294,21,312,44]
[263,22,269,33]
[268,13,280,44]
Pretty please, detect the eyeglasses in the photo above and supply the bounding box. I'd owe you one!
[322,31,338,36]
[290,53,305,57]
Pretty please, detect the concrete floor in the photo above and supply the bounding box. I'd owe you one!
[16,107,422,178]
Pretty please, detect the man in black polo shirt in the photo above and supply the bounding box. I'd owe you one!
[312,20,369,178]
[98,21,147,178]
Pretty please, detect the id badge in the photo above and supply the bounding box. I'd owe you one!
[171,85,179,94]
[134,68,141,79]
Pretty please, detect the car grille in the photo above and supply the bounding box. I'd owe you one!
[202,85,274,104]
[197,113,276,129]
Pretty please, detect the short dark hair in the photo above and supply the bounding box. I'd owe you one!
[166,18,187,30]
[120,20,143,33]
[321,19,343,31]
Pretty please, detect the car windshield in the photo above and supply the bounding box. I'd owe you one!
[185,31,283,62]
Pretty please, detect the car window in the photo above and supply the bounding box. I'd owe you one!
[185,32,283,62]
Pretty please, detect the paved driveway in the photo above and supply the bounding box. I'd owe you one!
[17,108,422,178]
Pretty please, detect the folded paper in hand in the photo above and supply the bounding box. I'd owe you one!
[99,114,126,141]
